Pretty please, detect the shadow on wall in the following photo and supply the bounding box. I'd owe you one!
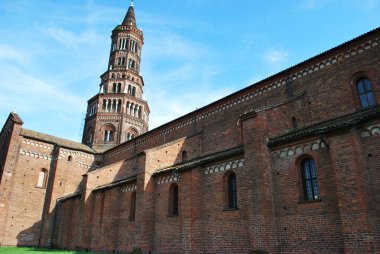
[15,134,196,253]
[15,162,92,251]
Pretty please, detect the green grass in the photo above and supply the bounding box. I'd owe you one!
[0,247,106,254]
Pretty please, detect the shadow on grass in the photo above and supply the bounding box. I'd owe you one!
[0,246,107,254]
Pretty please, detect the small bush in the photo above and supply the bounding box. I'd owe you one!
[130,247,142,254]
[250,250,269,254]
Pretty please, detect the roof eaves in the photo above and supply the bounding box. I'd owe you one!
[153,146,244,176]
[92,175,137,192]
[268,107,380,147]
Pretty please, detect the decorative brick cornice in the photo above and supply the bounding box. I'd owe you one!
[156,175,180,185]
[19,149,52,160]
[271,139,327,159]
[359,122,380,138]
[23,139,54,149]
[121,184,137,192]
[59,148,94,159]
[204,159,244,175]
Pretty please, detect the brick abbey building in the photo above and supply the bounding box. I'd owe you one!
[1,2,380,254]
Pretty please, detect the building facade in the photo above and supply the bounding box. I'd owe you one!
[0,3,380,254]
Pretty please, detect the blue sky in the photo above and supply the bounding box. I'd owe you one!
[0,0,379,142]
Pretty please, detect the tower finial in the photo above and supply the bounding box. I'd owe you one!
[130,0,134,7]
[12,107,17,113]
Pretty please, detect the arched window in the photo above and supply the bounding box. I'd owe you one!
[301,158,320,201]
[168,184,179,216]
[132,87,136,96]
[112,83,117,93]
[357,78,375,109]
[226,172,237,209]
[104,130,114,142]
[68,156,72,162]
[37,169,48,188]
[129,191,136,221]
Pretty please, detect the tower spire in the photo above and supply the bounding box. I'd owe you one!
[122,0,137,27]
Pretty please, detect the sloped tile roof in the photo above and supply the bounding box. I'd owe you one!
[153,146,244,176]
[268,106,380,147]
[20,128,96,153]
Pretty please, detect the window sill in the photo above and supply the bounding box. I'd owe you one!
[223,207,239,212]
[167,214,179,217]
[298,198,322,204]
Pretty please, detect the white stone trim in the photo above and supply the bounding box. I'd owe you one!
[23,139,53,149]
[121,184,137,192]
[271,139,327,159]
[19,149,52,160]
[156,175,180,185]
[204,159,244,175]
[360,123,380,138]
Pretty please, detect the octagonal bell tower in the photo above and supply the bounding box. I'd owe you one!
[82,1,149,152]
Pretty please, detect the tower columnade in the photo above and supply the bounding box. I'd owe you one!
[82,2,149,152]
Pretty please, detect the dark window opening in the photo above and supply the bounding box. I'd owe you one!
[357,78,375,109]
[301,158,320,201]
[182,151,188,161]
[227,173,237,209]
[129,191,136,221]
[169,184,179,216]
[99,192,105,223]
[292,117,298,129]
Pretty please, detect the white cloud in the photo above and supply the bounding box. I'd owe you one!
[264,48,289,64]
[0,65,86,141]
[298,0,330,10]
[39,26,104,51]
[144,32,206,61]
[148,86,233,129]
[0,44,28,63]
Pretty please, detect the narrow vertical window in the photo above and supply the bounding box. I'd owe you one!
[169,184,179,216]
[301,158,320,201]
[104,130,107,142]
[99,192,105,223]
[37,169,48,188]
[226,172,237,209]
[357,78,375,109]
[181,151,188,161]
[129,191,136,221]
